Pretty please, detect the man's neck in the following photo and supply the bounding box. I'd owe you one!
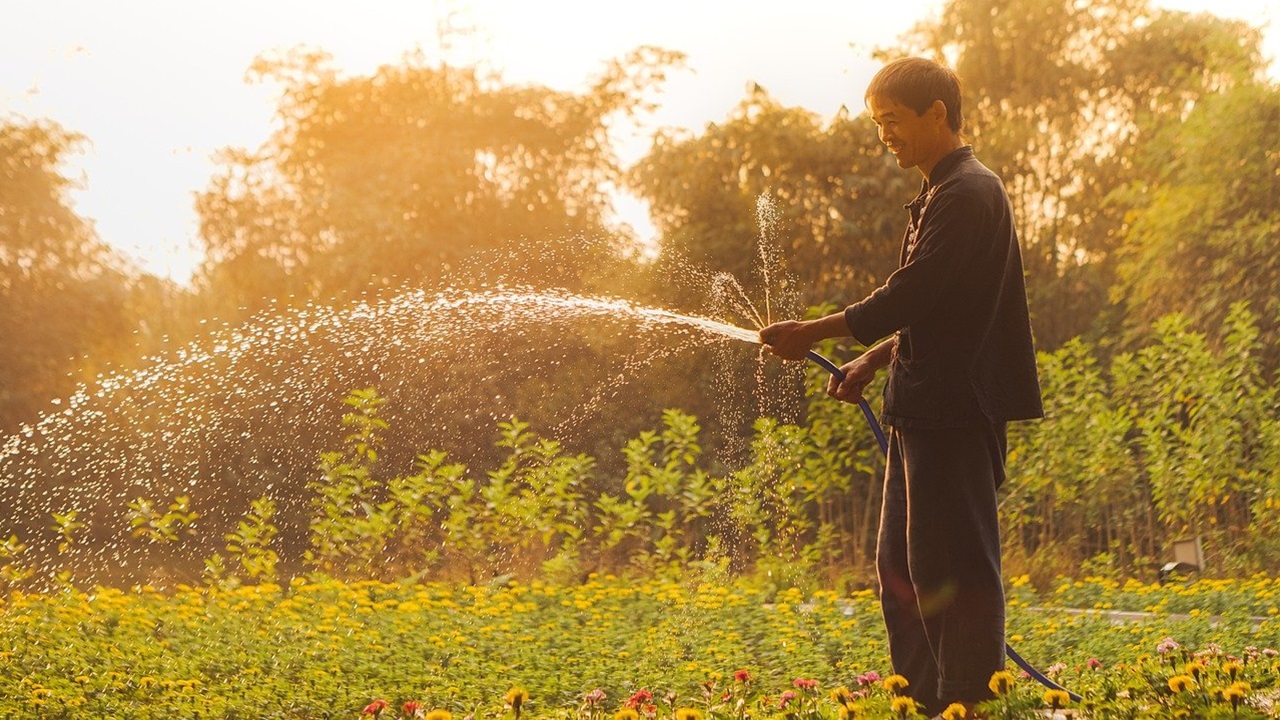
[917,136,965,183]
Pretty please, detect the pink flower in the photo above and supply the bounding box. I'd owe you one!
[778,691,798,709]
[584,689,606,705]
[856,671,881,686]
[793,678,819,691]
[363,699,389,716]
[1087,658,1103,670]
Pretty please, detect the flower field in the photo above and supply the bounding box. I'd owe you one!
[2,574,1279,718]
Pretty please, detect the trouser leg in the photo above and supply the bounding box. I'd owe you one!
[876,426,940,713]
[876,422,1008,714]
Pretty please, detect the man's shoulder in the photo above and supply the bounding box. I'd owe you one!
[934,157,1007,205]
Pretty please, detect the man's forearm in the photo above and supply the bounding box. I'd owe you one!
[793,313,896,362]
[860,337,896,369]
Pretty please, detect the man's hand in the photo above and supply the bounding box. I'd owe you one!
[758,320,816,361]
[824,338,895,404]
[827,355,878,404]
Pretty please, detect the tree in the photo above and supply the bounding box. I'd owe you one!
[630,85,910,317]
[195,46,684,318]
[1111,81,1280,361]
[900,0,1267,348]
[0,118,135,432]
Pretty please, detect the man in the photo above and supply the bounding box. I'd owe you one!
[759,57,1042,717]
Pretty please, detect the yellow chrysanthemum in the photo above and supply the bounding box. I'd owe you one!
[505,687,529,707]
[1223,660,1244,679]
[674,708,704,720]
[988,670,1017,697]
[1043,689,1070,709]
[890,695,918,717]
[940,702,967,720]
[838,701,863,720]
[1168,675,1196,693]
[1220,683,1247,706]
[882,674,910,695]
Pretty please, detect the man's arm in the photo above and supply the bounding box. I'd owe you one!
[759,313,895,405]
[757,311,852,360]
[827,337,894,403]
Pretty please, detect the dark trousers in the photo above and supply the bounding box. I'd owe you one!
[876,422,1007,715]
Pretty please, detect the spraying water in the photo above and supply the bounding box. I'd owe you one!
[0,285,779,585]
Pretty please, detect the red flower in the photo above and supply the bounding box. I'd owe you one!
[363,699,389,716]
[627,689,653,709]
[734,669,751,683]
[403,700,422,715]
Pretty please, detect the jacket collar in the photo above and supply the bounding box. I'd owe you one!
[926,145,973,186]
[906,145,973,209]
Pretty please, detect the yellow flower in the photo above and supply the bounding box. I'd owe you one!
[838,701,863,720]
[1042,689,1070,709]
[1168,675,1196,693]
[505,687,529,708]
[424,711,452,720]
[674,708,703,720]
[890,695,918,717]
[830,685,853,704]
[988,670,1017,697]
[883,674,910,695]
[1223,660,1244,679]
[614,709,639,720]
[940,703,968,720]
[1220,683,1247,707]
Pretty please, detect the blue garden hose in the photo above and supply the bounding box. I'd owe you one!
[805,350,1081,702]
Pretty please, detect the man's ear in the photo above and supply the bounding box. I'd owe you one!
[930,99,949,126]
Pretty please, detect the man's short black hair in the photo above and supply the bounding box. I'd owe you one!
[865,57,964,134]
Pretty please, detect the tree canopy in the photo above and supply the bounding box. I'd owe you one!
[195,46,684,319]
[0,118,138,432]
[899,0,1270,348]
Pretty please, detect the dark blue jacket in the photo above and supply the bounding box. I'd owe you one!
[844,146,1043,427]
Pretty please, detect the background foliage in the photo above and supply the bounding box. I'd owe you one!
[2,0,1279,585]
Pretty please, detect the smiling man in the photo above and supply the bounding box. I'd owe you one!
[759,57,1042,717]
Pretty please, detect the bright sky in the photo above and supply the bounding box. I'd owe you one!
[3,0,1277,285]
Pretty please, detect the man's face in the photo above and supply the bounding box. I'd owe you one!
[867,95,941,172]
